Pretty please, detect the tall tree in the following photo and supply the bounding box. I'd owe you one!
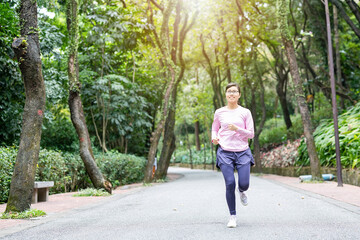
[252,52,267,172]
[155,1,198,179]
[66,0,111,193]
[144,0,178,182]
[6,0,46,212]
[278,0,321,179]
[200,34,225,110]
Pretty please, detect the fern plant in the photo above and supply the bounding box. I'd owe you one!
[296,103,360,168]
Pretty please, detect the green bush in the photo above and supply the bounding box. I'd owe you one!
[297,103,360,168]
[0,146,17,203]
[41,115,79,152]
[0,147,146,203]
[62,152,90,192]
[259,116,303,148]
[174,147,215,165]
[259,105,333,149]
[95,151,147,187]
[36,149,68,193]
[72,188,111,197]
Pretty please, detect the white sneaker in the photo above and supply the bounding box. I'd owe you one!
[227,215,237,228]
[239,190,248,206]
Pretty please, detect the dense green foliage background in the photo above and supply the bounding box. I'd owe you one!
[1,0,360,199]
[297,103,360,169]
[0,146,146,203]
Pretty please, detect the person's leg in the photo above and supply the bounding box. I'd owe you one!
[236,162,251,192]
[219,163,236,215]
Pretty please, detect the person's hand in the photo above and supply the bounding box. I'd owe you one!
[212,138,219,145]
[228,124,239,131]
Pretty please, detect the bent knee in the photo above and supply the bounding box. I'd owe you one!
[238,182,249,192]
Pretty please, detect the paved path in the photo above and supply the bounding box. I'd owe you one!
[1,168,360,239]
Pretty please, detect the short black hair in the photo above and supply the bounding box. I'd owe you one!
[225,82,241,94]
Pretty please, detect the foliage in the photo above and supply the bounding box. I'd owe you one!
[41,109,79,152]
[260,101,333,149]
[259,115,303,149]
[82,75,152,152]
[1,209,46,219]
[173,146,215,165]
[261,139,301,167]
[297,103,360,168]
[72,188,110,197]
[0,2,24,146]
[0,146,17,203]
[36,149,68,193]
[95,150,147,187]
[0,147,146,203]
[1,0,360,192]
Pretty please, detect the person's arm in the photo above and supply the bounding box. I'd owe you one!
[236,110,254,139]
[228,110,254,139]
[211,111,220,144]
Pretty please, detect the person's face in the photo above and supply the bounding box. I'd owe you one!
[225,86,240,104]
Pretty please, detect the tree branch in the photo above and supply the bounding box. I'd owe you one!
[120,0,126,8]
[345,0,360,25]
[330,0,360,41]
[235,0,249,21]
[149,0,164,11]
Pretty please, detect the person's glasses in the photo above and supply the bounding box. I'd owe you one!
[226,90,239,95]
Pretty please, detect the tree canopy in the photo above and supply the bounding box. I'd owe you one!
[1,0,359,179]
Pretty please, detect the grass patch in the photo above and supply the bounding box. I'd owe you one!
[1,209,46,219]
[301,180,324,184]
[155,178,167,183]
[72,188,111,197]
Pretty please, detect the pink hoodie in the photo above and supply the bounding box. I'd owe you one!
[211,106,254,152]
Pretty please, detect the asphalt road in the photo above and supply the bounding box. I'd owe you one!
[2,168,360,240]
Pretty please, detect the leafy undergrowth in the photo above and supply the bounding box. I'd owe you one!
[1,209,46,219]
[261,139,301,168]
[72,188,111,197]
[297,102,360,169]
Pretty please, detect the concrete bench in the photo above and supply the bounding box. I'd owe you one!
[32,181,54,204]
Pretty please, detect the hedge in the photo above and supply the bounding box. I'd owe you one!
[0,147,146,203]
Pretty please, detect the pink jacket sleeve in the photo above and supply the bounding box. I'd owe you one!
[211,111,220,140]
[236,110,254,139]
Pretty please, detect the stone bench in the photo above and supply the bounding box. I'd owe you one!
[32,181,54,204]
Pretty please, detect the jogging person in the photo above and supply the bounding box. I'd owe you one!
[211,82,255,228]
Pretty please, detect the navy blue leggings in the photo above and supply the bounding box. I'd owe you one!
[219,163,250,215]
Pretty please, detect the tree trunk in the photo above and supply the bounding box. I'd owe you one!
[248,85,262,172]
[144,67,176,182]
[66,0,111,193]
[6,0,46,213]
[145,1,198,181]
[200,34,223,110]
[185,122,193,169]
[253,135,261,170]
[144,0,177,183]
[155,88,177,180]
[276,71,292,129]
[261,39,292,129]
[253,59,267,172]
[219,15,232,83]
[278,0,321,180]
[194,120,201,151]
